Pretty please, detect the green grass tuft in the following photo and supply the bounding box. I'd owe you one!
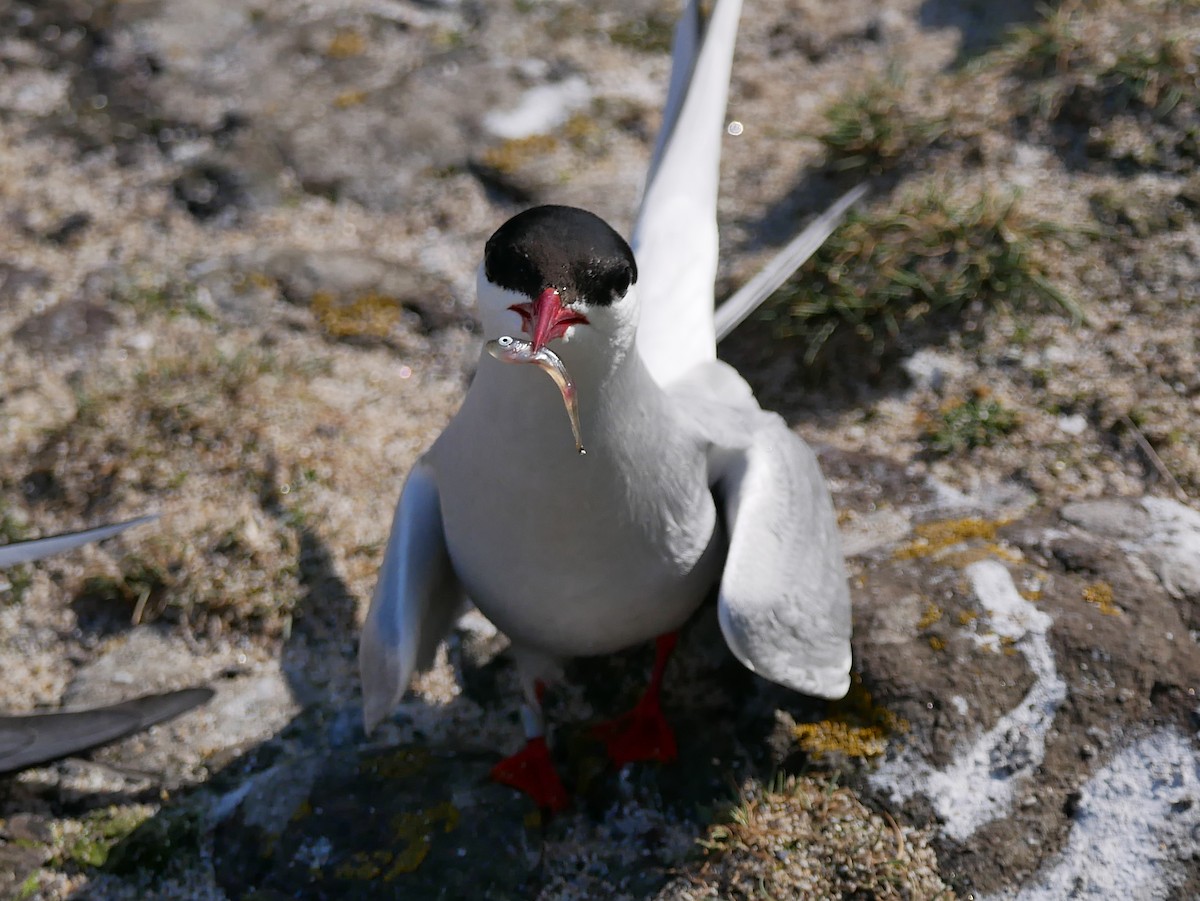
[768,187,1081,366]
[818,74,945,174]
[925,394,1020,455]
[992,0,1200,170]
[104,805,206,876]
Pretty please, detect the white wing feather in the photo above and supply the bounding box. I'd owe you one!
[0,515,158,569]
[359,458,462,733]
[711,413,852,699]
[713,183,869,340]
[633,0,743,386]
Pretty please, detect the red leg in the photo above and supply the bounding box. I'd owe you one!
[490,736,569,812]
[592,632,679,766]
[490,673,570,812]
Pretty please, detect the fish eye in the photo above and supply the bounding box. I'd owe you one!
[498,336,514,346]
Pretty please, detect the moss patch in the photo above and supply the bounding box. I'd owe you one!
[56,806,155,870]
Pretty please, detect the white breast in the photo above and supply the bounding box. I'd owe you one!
[429,352,722,657]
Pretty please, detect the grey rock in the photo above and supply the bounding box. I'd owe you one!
[0,261,50,302]
[1063,495,1200,610]
[64,627,201,708]
[212,747,542,900]
[257,247,464,333]
[11,295,117,356]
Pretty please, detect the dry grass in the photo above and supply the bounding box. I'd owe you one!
[991,0,1200,171]
[656,776,952,900]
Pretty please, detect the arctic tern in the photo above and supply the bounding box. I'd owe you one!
[361,0,859,810]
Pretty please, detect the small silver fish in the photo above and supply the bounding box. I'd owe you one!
[486,335,586,455]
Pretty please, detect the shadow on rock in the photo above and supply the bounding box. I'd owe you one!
[82,466,817,900]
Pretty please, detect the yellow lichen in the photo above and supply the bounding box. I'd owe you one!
[334,89,369,109]
[479,134,559,174]
[957,610,979,625]
[917,602,943,630]
[793,676,909,760]
[290,800,313,822]
[326,29,366,59]
[247,271,276,291]
[563,112,602,149]
[939,542,1023,567]
[361,747,431,779]
[928,636,946,651]
[894,516,1016,563]
[311,291,404,339]
[1020,588,1043,602]
[335,849,392,881]
[1083,580,1120,615]
[387,802,460,876]
[794,720,889,759]
[334,801,459,881]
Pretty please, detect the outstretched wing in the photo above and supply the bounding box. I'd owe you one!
[632,0,743,386]
[0,514,158,568]
[708,408,852,699]
[0,687,213,774]
[359,457,463,733]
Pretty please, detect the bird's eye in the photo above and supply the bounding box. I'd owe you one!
[498,336,514,347]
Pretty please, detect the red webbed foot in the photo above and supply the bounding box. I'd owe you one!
[592,694,678,766]
[490,736,570,812]
[592,632,680,767]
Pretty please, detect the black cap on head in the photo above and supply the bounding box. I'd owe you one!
[484,205,637,308]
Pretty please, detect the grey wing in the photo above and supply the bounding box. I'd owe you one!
[709,413,852,699]
[0,514,158,568]
[0,687,213,774]
[359,457,463,734]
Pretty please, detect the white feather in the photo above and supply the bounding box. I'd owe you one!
[359,459,462,733]
[711,415,852,698]
[666,361,852,699]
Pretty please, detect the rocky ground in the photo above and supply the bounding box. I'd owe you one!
[1,0,1198,898]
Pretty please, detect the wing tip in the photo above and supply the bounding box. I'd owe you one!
[358,627,410,737]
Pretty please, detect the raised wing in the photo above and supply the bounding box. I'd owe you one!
[632,0,743,386]
[359,457,463,733]
[713,183,869,339]
[0,687,213,774]
[0,514,158,568]
[710,412,852,699]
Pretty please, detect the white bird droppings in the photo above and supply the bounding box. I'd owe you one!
[482,76,591,140]
[870,560,1066,841]
[994,729,1200,900]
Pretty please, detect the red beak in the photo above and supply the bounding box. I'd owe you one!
[509,288,589,352]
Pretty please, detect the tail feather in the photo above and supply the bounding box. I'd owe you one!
[633,0,744,386]
[640,0,704,197]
